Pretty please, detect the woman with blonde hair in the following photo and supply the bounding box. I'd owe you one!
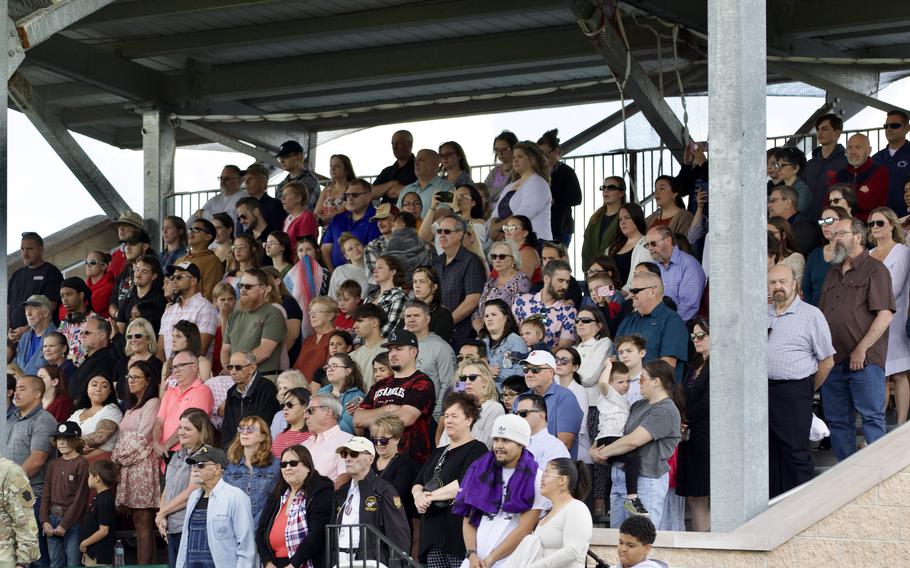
[472,239,530,332]
[868,206,910,426]
[489,141,553,241]
[315,154,356,225]
[436,359,504,448]
[224,415,280,526]
[113,317,162,401]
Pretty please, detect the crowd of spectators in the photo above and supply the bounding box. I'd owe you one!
[3,112,910,568]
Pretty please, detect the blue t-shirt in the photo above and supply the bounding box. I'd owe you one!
[615,302,689,382]
[321,205,382,268]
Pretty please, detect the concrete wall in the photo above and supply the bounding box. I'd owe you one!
[7,215,119,278]
[589,423,910,567]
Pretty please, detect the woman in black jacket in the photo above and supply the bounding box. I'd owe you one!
[256,445,335,568]
[676,319,710,532]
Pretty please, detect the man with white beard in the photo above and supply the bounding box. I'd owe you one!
[818,218,894,462]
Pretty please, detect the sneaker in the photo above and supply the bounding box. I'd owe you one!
[623,497,650,517]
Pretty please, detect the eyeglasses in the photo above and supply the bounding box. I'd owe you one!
[576,317,596,324]
[372,437,391,447]
[280,460,302,468]
[645,239,666,248]
[238,283,261,290]
[126,333,145,340]
[554,356,573,365]
[884,122,907,129]
[502,225,519,233]
[867,220,887,228]
[191,463,217,469]
[629,286,656,295]
[599,184,622,192]
[457,194,473,201]
[522,366,548,374]
[691,332,707,341]
[436,228,461,235]
[817,217,838,226]
[237,425,258,434]
[323,364,349,371]
[489,253,512,261]
[172,361,195,370]
[84,259,104,266]
[188,227,210,234]
[305,406,328,415]
[502,389,518,398]
[170,274,190,281]
[126,374,147,381]
[283,401,302,409]
[771,162,794,170]
[459,374,481,382]
[832,230,855,238]
[341,191,368,200]
[225,363,252,372]
[516,409,544,418]
[338,449,361,459]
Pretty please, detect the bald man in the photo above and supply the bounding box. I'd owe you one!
[397,149,454,213]
[832,133,889,222]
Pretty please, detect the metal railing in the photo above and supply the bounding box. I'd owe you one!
[326,523,421,568]
[164,126,888,276]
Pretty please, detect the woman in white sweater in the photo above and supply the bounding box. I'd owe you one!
[489,141,553,241]
[505,458,593,568]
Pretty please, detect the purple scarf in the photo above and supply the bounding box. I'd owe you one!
[453,448,538,527]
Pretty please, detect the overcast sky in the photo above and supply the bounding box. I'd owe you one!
[5,76,909,252]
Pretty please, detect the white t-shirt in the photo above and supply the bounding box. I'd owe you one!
[625,372,643,405]
[460,468,546,568]
[68,403,123,452]
[338,482,361,550]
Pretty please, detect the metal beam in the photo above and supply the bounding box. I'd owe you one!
[143,110,176,239]
[708,0,769,532]
[103,0,568,59]
[569,1,689,163]
[561,102,641,156]
[768,62,908,116]
[174,118,280,168]
[783,102,832,148]
[1,0,9,442]
[8,72,131,218]
[773,0,906,39]
[77,0,280,26]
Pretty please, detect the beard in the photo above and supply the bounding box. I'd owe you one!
[830,242,849,265]
[547,284,566,300]
[390,364,402,372]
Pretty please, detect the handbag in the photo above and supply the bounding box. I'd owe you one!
[423,448,452,509]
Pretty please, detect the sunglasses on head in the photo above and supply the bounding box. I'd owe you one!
[338,449,361,459]
[372,437,391,447]
[459,374,481,382]
[280,460,302,468]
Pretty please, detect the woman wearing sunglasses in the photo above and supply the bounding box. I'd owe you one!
[438,360,504,449]
[81,250,115,319]
[472,240,531,333]
[500,215,542,284]
[677,319,711,532]
[412,392,488,567]
[272,387,312,458]
[220,416,278,528]
[113,317,162,401]
[370,416,419,553]
[868,207,910,427]
[802,205,849,306]
[256,445,334,568]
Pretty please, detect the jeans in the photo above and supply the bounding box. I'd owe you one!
[609,465,668,528]
[47,513,80,568]
[821,363,886,461]
[167,532,182,568]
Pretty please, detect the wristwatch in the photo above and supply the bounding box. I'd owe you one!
[465,549,477,559]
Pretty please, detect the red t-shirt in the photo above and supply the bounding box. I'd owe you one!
[360,371,435,464]
[335,313,355,333]
[269,501,290,558]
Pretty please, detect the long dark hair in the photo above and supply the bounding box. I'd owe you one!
[40,364,67,399]
[479,298,520,341]
[274,445,321,498]
[456,184,485,220]
[655,175,685,209]
[547,458,592,501]
[328,353,365,393]
[608,202,647,255]
[554,346,582,385]
[412,266,443,309]
[76,373,118,410]
[690,318,710,371]
[268,231,294,264]
[127,360,160,410]
[174,320,203,356]
[297,235,328,269]
[507,215,539,249]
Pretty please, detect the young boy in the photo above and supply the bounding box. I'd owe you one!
[617,516,667,568]
[329,233,369,301]
[40,422,89,568]
[79,459,118,566]
[519,315,549,352]
[594,360,648,517]
[335,279,364,333]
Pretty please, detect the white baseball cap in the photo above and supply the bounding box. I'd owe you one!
[519,350,556,369]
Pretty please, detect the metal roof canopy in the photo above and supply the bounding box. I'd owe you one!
[7,0,908,154]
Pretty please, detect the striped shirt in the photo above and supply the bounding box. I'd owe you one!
[658,246,706,322]
[768,296,835,380]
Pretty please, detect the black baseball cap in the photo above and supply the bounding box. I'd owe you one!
[186,444,228,468]
[275,140,304,158]
[166,261,202,280]
[52,421,82,438]
[382,329,418,349]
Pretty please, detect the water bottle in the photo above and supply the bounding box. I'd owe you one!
[502,351,512,369]
[114,539,125,568]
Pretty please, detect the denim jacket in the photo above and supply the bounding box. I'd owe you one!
[176,479,257,568]
[318,385,366,434]
[223,458,281,526]
[483,333,528,387]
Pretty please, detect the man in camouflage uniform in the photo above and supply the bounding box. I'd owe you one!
[0,456,40,568]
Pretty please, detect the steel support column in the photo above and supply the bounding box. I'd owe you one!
[143,110,176,243]
[174,118,280,171]
[708,0,769,531]
[305,130,318,175]
[8,72,130,218]
[569,1,689,163]
[1,0,9,442]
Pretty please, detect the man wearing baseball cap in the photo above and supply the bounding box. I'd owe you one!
[107,211,145,278]
[111,228,154,311]
[275,141,321,211]
[15,295,55,375]
[353,329,435,464]
[514,350,584,459]
[156,261,218,362]
[175,218,225,300]
[454,414,546,568]
[176,445,256,567]
[334,437,410,564]
[363,203,399,294]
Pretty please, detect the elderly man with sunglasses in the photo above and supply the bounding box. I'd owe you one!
[220,351,279,449]
[303,393,353,489]
[516,393,570,472]
[334,437,411,565]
